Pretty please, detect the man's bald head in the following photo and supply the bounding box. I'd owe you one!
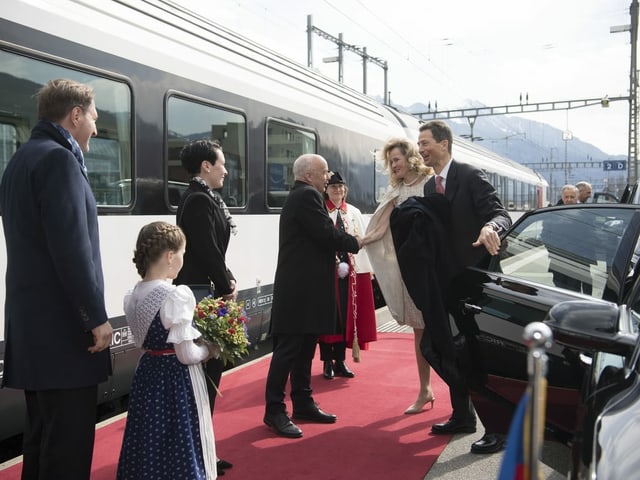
[293,154,331,193]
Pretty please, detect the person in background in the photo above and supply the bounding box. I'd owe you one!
[560,184,578,205]
[117,222,218,480]
[576,181,592,203]
[264,154,361,438]
[418,120,512,454]
[175,139,236,476]
[319,172,377,380]
[0,78,112,480]
[363,137,436,415]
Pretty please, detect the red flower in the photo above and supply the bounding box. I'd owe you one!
[197,309,205,319]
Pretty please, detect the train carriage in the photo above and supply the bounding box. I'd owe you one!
[0,0,545,442]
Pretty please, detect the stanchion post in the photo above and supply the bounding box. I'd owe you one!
[523,322,553,480]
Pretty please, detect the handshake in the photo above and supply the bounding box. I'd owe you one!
[354,234,370,249]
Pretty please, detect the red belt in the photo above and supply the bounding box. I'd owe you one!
[146,349,175,356]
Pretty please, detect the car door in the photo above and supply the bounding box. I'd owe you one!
[456,205,640,441]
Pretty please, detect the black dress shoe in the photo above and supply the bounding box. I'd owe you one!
[333,361,355,378]
[431,417,477,435]
[292,404,337,423]
[263,412,303,438]
[217,459,233,470]
[470,433,505,454]
[323,361,334,379]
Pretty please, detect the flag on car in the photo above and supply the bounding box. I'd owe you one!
[497,392,529,480]
[497,380,547,480]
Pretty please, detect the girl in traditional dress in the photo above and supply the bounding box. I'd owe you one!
[117,221,218,480]
[362,138,436,414]
[319,172,378,379]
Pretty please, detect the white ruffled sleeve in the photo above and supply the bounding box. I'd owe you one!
[160,285,209,365]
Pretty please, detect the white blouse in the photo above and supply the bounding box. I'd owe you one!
[124,280,209,365]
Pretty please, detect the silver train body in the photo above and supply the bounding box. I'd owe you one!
[0,0,546,441]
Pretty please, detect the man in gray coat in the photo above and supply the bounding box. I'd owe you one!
[264,154,361,438]
[0,79,112,480]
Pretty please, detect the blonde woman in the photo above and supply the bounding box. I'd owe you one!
[362,137,435,414]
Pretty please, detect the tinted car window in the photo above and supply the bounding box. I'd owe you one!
[494,208,635,300]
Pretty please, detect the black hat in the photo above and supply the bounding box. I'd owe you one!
[328,171,346,185]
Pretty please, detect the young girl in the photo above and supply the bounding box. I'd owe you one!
[117,221,218,480]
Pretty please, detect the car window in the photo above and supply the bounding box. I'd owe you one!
[494,208,636,300]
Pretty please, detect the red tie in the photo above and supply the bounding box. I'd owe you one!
[435,175,445,195]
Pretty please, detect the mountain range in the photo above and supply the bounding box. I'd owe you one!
[397,101,628,201]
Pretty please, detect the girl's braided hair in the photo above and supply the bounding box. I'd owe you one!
[132,221,185,278]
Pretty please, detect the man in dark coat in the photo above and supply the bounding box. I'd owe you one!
[264,154,361,438]
[0,79,113,480]
[418,120,512,454]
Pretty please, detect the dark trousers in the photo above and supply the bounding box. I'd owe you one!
[204,357,225,413]
[265,333,318,415]
[22,386,98,480]
[420,308,475,422]
[319,341,346,362]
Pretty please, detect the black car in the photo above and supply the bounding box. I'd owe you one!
[456,204,640,479]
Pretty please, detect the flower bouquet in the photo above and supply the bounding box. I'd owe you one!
[193,295,250,366]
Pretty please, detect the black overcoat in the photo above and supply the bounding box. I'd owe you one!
[270,181,359,335]
[0,121,112,390]
[424,159,511,273]
[175,181,235,295]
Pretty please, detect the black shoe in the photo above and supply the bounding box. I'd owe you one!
[431,417,477,435]
[323,361,334,379]
[263,412,303,438]
[470,433,505,454]
[292,404,337,423]
[333,361,355,378]
[217,459,233,470]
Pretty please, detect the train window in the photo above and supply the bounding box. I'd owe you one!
[373,149,388,203]
[0,53,133,204]
[494,174,505,202]
[0,50,133,207]
[266,120,316,208]
[167,97,246,208]
[0,123,18,172]
[515,181,522,210]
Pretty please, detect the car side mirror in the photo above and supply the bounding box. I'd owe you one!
[544,301,636,356]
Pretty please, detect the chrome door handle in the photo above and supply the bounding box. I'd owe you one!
[463,303,482,314]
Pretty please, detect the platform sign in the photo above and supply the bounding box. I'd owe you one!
[603,160,627,171]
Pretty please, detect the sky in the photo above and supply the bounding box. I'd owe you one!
[185,0,633,156]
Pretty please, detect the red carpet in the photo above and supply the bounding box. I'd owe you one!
[0,333,453,480]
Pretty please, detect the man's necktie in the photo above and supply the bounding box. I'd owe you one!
[435,175,445,195]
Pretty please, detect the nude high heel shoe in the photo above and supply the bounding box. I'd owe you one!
[404,392,435,414]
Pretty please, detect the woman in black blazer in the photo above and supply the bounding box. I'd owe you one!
[175,139,236,475]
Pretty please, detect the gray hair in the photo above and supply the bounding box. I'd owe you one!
[561,184,578,194]
[293,154,319,180]
[575,181,592,191]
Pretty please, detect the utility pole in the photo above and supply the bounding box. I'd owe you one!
[630,0,638,184]
[611,0,639,184]
[307,14,313,68]
[306,15,389,104]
